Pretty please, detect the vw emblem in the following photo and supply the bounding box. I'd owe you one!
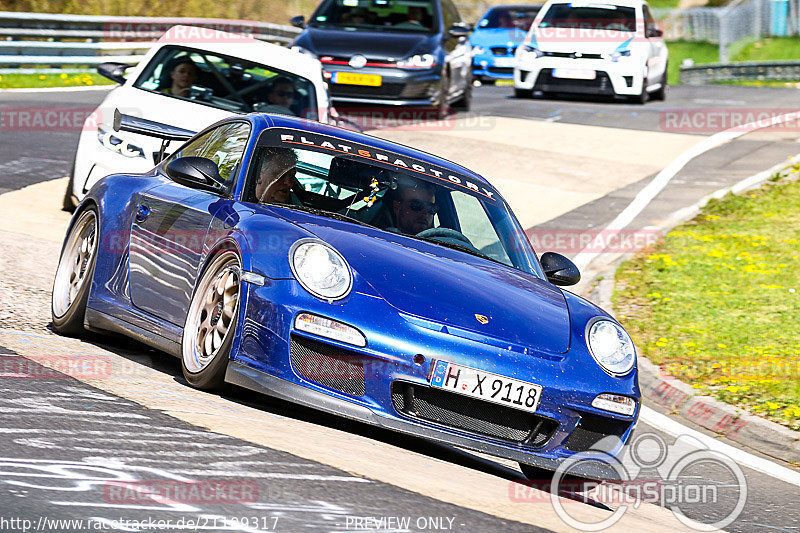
[349,54,367,69]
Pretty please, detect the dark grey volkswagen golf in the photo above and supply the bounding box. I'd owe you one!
[290,0,473,116]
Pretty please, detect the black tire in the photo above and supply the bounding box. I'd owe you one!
[514,87,533,98]
[631,75,648,104]
[435,70,450,119]
[181,251,242,391]
[51,207,99,335]
[62,160,78,212]
[652,66,667,101]
[452,71,473,111]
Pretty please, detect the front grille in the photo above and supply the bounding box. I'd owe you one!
[488,67,514,75]
[330,82,406,99]
[391,382,558,446]
[564,414,632,452]
[491,46,516,56]
[543,51,603,59]
[534,69,614,95]
[289,335,366,396]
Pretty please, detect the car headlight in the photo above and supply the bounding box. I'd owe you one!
[586,320,636,376]
[521,44,544,58]
[291,45,317,59]
[609,50,631,62]
[289,240,352,301]
[397,53,436,69]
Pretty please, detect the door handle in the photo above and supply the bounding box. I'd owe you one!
[135,203,150,223]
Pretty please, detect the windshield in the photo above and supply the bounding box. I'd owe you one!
[247,128,540,276]
[310,0,439,33]
[479,7,541,31]
[539,4,637,32]
[134,46,319,120]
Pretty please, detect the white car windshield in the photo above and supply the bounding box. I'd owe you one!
[134,46,319,120]
[539,4,637,32]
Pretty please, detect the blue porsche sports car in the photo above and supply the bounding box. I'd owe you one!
[52,112,639,479]
[471,5,542,82]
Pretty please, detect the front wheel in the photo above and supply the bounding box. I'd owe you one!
[452,72,473,111]
[52,207,99,335]
[651,66,667,101]
[62,158,78,212]
[514,87,533,98]
[181,251,242,391]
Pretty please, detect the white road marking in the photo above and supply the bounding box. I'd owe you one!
[572,110,800,271]
[640,406,800,488]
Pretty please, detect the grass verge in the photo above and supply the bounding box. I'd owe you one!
[665,40,720,85]
[0,71,114,89]
[614,162,800,431]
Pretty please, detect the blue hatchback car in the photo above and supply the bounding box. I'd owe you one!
[471,4,542,82]
[52,112,639,480]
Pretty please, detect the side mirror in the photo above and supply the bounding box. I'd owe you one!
[165,157,227,193]
[448,22,472,39]
[290,15,306,28]
[646,27,663,38]
[540,252,581,286]
[97,62,130,84]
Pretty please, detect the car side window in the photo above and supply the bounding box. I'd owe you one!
[167,122,251,185]
[643,5,656,33]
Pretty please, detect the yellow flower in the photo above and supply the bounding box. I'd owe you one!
[38,74,46,80]
[60,72,68,79]
[717,344,727,349]
[766,402,780,410]
[705,215,720,220]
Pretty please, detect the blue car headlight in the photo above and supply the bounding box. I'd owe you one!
[289,239,352,301]
[586,320,636,376]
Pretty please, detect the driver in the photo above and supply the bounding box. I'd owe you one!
[390,177,438,235]
[161,57,198,97]
[255,76,298,116]
[254,148,298,204]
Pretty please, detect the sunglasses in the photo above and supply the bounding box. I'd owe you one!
[406,198,439,215]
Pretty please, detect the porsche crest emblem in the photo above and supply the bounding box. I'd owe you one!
[474,314,489,325]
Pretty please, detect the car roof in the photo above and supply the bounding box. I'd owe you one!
[155,25,321,78]
[263,114,494,188]
[487,4,545,10]
[544,0,646,6]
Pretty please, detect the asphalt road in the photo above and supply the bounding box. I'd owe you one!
[1,83,800,532]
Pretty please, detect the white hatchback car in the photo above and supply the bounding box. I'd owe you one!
[513,0,667,103]
[65,26,333,210]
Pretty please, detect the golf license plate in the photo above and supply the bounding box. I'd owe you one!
[333,72,382,86]
[552,68,596,80]
[430,360,542,413]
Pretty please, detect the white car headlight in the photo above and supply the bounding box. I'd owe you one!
[397,53,436,69]
[586,320,636,376]
[290,240,352,301]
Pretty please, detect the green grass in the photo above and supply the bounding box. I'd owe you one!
[646,0,681,8]
[734,36,800,62]
[665,40,720,84]
[0,71,114,89]
[614,163,800,430]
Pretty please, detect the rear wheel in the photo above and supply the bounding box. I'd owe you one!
[51,207,98,335]
[514,87,533,98]
[181,251,241,391]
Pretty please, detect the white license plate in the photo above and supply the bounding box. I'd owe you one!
[552,68,596,80]
[430,361,542,413]
[493,57,514,68]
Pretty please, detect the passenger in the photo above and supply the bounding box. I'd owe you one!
[389,178,438,235]
[254,148,298,204]
[161,57,198,97]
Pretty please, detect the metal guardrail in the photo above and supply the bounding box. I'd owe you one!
[0,11,301,67]
[680,60,800,84]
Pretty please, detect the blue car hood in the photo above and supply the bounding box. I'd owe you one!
[470,27,527,47]
[299,220,571,354]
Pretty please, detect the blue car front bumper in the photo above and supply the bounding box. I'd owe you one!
[230,279,640,479]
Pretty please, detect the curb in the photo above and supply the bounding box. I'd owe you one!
[590,153,800,466]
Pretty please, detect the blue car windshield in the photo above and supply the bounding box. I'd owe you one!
[310,0,439,33]
[478,7,540,31]
[248,128,542,277]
